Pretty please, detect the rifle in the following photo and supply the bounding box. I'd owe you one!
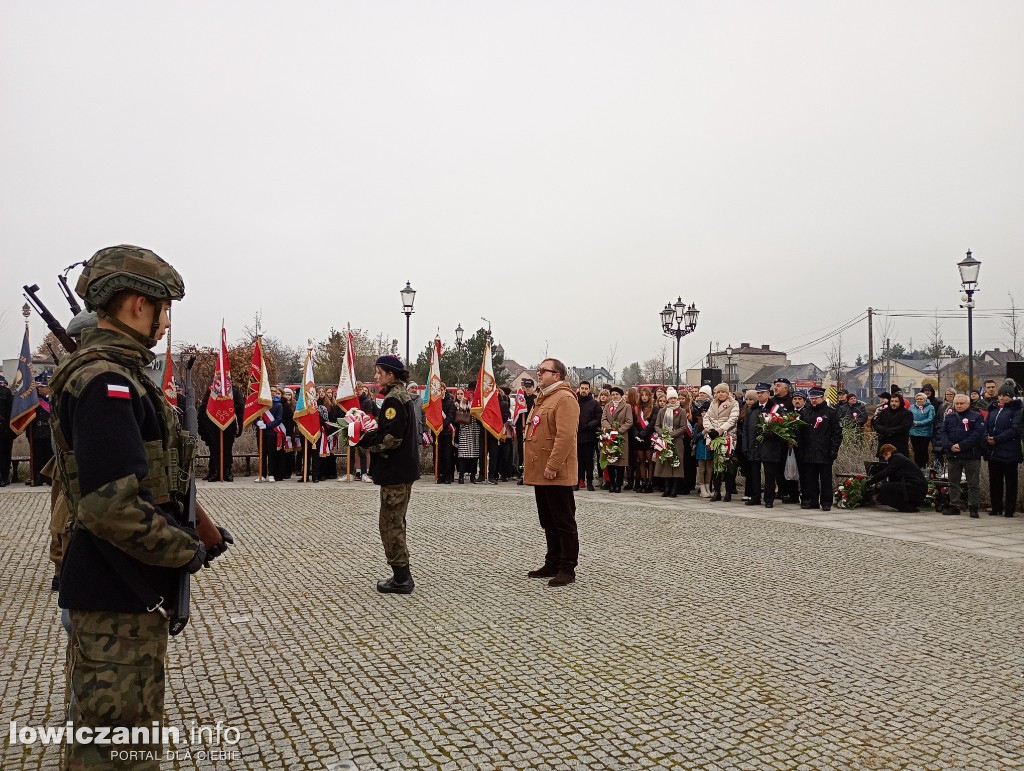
[169,355,198,636]
[59,261,86,316]
[23,284,77,354]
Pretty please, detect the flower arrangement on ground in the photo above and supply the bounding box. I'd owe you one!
[834,475,872,508]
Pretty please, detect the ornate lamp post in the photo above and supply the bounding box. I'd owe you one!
[400,281,416,366]
[660,297,699,388]
[454,323,465,384]
[725,346,735,391]
[957,250,981,392]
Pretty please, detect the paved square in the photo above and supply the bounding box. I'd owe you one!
[2,482,1023,769]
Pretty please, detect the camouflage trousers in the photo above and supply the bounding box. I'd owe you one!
[63,610,168,770]
[379,483,413,566]
[48,478,70,576]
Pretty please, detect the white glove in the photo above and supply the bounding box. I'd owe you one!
[256,420,267,429]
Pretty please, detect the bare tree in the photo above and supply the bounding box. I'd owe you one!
[642,344,671,385]
[606,342,618,381]
[825,334,846,388]
[1003,291,1023,357]
[924,310,946,391]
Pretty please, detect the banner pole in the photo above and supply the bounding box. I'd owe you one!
[258,430,263,480]
[434,435,439,482]
[28,422,36,486]
[303,440,308,482]
[346,441,351,482]
[219,431,224,482]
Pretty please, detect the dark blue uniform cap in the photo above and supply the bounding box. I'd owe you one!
[755,382,771,392]
[375,355,406,374]
[808,387,826,398]
[794,389,809,399]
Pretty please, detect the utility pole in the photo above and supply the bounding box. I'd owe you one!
[867,307,874,401]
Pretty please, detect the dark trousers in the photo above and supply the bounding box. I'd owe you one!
[878,482,925,512]
[577,442,596,484]
[762,461,783,504]
[910,436,931,468]
[207,430,236,480]
[0,427,13,483]
[802,462,834,508]
[260,431,277,478]
[682,438,696,492]
[746,460,764,501]
[487,434,502,480]
[437,431,455,481]
[534,485,579,572]
[988,460,1020,514]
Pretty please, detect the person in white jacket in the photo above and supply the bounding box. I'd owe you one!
[702,383,740,502]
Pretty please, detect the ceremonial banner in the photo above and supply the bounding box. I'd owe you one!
[9,327,38,435]
[205,323,236,430]
[424,337,444,435]
[511,387,528,424]
[294,348,322,443]
[470,341,506,439]
[242,337,273,429]
[161,344,177,408]
[336,328,360,411]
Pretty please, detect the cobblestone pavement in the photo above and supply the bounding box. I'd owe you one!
[2,481,1023,770]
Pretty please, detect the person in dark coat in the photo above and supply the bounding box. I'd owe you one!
[435,386,456,483]
[255,386,284,481]
[836,393,869,429]
[983,380,1022,517]
[797,387,843,510]
[31,374,55,485]
[0,375,13,486]
[771,377,799,503]
[741,384,772,506]
[868,444,927,512]
[940,393,987,517]
[515,379,538,484]
[872,393,913,458]
[357,355,421,594]
[575,381,602,490]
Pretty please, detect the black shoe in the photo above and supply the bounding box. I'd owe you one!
[820,505,831,511]
[800,501,814,509]
[765,501,774,508]
[548,571,576,587]
[744,499,762,506]
[1005,512,1015,518]
[942,507,960,516]
[969,509,979,518]
[723,493,732,502]
[377,565,415,594]
[517,480,524,485]
[661,489,671,497]
[587,483,595,491]
[527,565,559,578]
[989,509,1002,516]
[710,491,722,502]
[458,475,464,484]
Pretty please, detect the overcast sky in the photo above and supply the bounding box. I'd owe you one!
[2,1,1022,376]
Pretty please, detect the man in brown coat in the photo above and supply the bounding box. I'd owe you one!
[523,358,580,586]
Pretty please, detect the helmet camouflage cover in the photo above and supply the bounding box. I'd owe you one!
[75,245,185,311]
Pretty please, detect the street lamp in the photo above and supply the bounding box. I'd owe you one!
[725,346,734,391]
[400,281,416,365]
[957,250,981,392]
[454,323,465,383]
[660,297,700,388]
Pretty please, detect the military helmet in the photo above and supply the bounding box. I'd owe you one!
[66,310,99,339]
[75,245,185,312]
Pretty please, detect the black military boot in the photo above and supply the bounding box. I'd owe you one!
[377,564,415,594]
[527,564,559,578]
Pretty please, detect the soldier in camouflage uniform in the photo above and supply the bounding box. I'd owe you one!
[45,311,99,592]
[51,246,231,770]
[357,355,421,594]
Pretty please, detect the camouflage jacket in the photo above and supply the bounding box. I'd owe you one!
[359,382,420,486]
[50,327,202,613]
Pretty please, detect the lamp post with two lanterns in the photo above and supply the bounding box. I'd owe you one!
[660,298,699,389]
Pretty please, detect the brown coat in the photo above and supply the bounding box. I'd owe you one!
[523,381,580,486]
[653,404,688,478]
[601,398,634,467]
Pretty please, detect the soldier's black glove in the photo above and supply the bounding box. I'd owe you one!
[707,429,720,440]
[204,527,235,566]
[185,543,207,574]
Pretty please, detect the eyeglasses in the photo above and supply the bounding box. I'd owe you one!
[537,368,558,375]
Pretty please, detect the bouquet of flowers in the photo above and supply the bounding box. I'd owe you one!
[834,475,872,508]
[757,410,806,446]
[339,408,378,446]
[709,434,738,476]
[599,424,625,469]
[652,429,680,468]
